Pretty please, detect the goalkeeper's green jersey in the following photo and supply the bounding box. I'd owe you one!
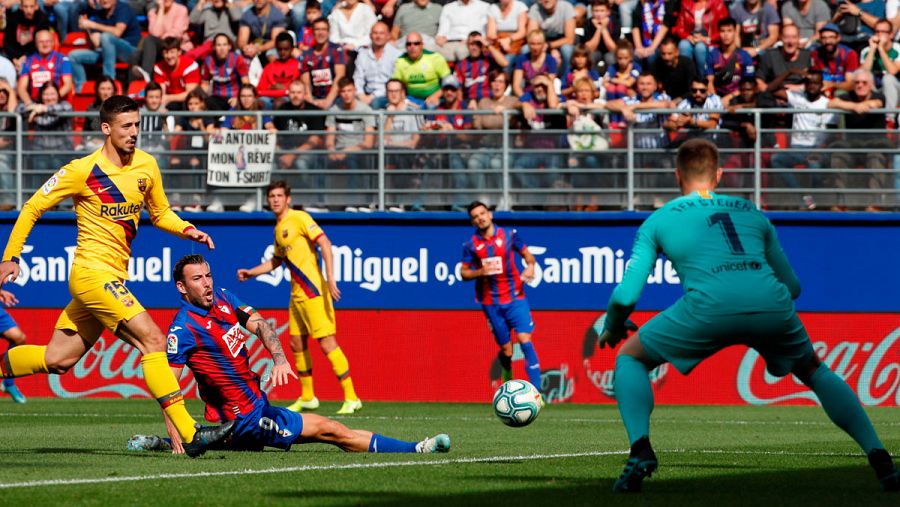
[606,190,801,330]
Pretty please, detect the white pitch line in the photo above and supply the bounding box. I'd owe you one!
[0,451,623,490]
[0,448,868,490]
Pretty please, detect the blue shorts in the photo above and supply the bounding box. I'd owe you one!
[0,307,17,335]
[230,402,305,451]
[482,299,535,346]
[639,298,815,377]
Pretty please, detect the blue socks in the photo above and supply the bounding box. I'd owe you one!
[2,378,13,388]
[614,355,654,446]
[519,341,542,390]
[809,364,883,453]
[368,434,417,453]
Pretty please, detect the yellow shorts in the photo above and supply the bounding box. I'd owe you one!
[55,266,146,341]
[289,293,336,339]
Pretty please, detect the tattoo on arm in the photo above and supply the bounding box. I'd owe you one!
[251,315,288,365]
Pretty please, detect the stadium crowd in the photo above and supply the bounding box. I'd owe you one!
[0,0,898,211]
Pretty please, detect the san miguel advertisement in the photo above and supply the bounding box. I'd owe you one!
[1,212,899,406]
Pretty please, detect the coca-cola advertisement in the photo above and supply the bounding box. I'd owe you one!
[7,309,899,407]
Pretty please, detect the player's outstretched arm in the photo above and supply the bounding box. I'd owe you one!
[182,227,215,250]
[598,316,639,349]
[237,256,284,281]
[244,313,297,389]
[0,288,19,306]
[0,261,20,289]
[518,247,537,283]
[459,264,483,281]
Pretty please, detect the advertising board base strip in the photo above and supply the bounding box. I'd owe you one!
[5,310,899,407]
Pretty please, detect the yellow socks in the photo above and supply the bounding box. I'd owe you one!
[0,345,48,377]
[326,347,358,401]
[141,352,197,443]
[293,350,316,401]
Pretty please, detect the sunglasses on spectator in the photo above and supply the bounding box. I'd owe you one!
[406,41,423,46]
[691,88,707,93]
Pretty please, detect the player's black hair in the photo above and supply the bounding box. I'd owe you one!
[676,138,719,182]
[174,254,208,283]
[266,180,291,197]
[467,201,489,215]
[99,95,139,125]
[717,17,737,30]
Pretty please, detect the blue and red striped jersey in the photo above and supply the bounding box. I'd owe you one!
[167,288,264,422]
[461,226,528,305]
[201,51,249,99]
[456,54,497,101]
[300,42,346,100]
[811,44,859,84]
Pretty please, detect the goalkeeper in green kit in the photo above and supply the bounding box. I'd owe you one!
[598,138,900,493]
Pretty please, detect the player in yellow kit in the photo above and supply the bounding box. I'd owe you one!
[0,96,233,457]
[238,180,362,415]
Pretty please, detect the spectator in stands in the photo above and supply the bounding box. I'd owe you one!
[827,69,892,210]
[582,0,619,70]
[456,31,508,102]
[0,55,16,88]
[608,71,672,206]
[0,79,17,210]
[325,77,376,211]
[201,34,250,111]
[601,40,639,128]
[729,0,780,58]
[527,0,576,74]
[651,36,697,102]
[514,73,566,201]
[392,31,453,108]
[631,0,669,65]
[258,32,303,107]
[781,0,830,48]
[671,0,729,76]
[17,29,74,107]
[18,82,73,189]
[436,0,490,62]
[665,76,722,134]
[69,0,142,92]
[512,30,559,97]
[562,43,605,100]
[486,0,529,73]
[172,88,218,211]
[707,17,755,98]
[769,70,833,210]
[78,76,117,151]
[131,0,192,83]
[354,21,401,110]
[391,0,442,50]
[238,0,288,62]
[862,18,900,110]
[328,0,377,55]
[222,83,273,130]
[384,79,425,211]
[268,80,325,196]
[565,76,610,211]
[471,70,535,203]
[3,0,51,70]
[811,23,860,93]
[294,0,322,52]
[301,17,347,109]
[832,0,885,50]
[426,81,475,210]
[52,0,86,40]
[757,23,812,96]
[153,37,202,110]
[290,0,338,38]
[139,81,172,161]
[721,76,771,189]
[188,0,244,61]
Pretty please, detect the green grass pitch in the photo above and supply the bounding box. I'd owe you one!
[0,399,897,506]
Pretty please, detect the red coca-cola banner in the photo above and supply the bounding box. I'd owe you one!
[6,310,900,406]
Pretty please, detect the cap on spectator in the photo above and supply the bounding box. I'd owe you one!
[819,23,840,35]
[442,75,460,89]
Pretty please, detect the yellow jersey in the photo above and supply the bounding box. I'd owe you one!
[2,148,194,279]
[274,209,325,301]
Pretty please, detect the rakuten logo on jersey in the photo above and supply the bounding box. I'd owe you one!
[100,202,142,220]
[737,326,900,406]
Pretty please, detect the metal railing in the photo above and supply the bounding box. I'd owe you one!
[0,107,897,211]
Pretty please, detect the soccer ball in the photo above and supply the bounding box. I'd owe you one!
[492,380,543,427]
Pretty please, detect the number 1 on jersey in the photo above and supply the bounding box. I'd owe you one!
[708,212,745,254]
